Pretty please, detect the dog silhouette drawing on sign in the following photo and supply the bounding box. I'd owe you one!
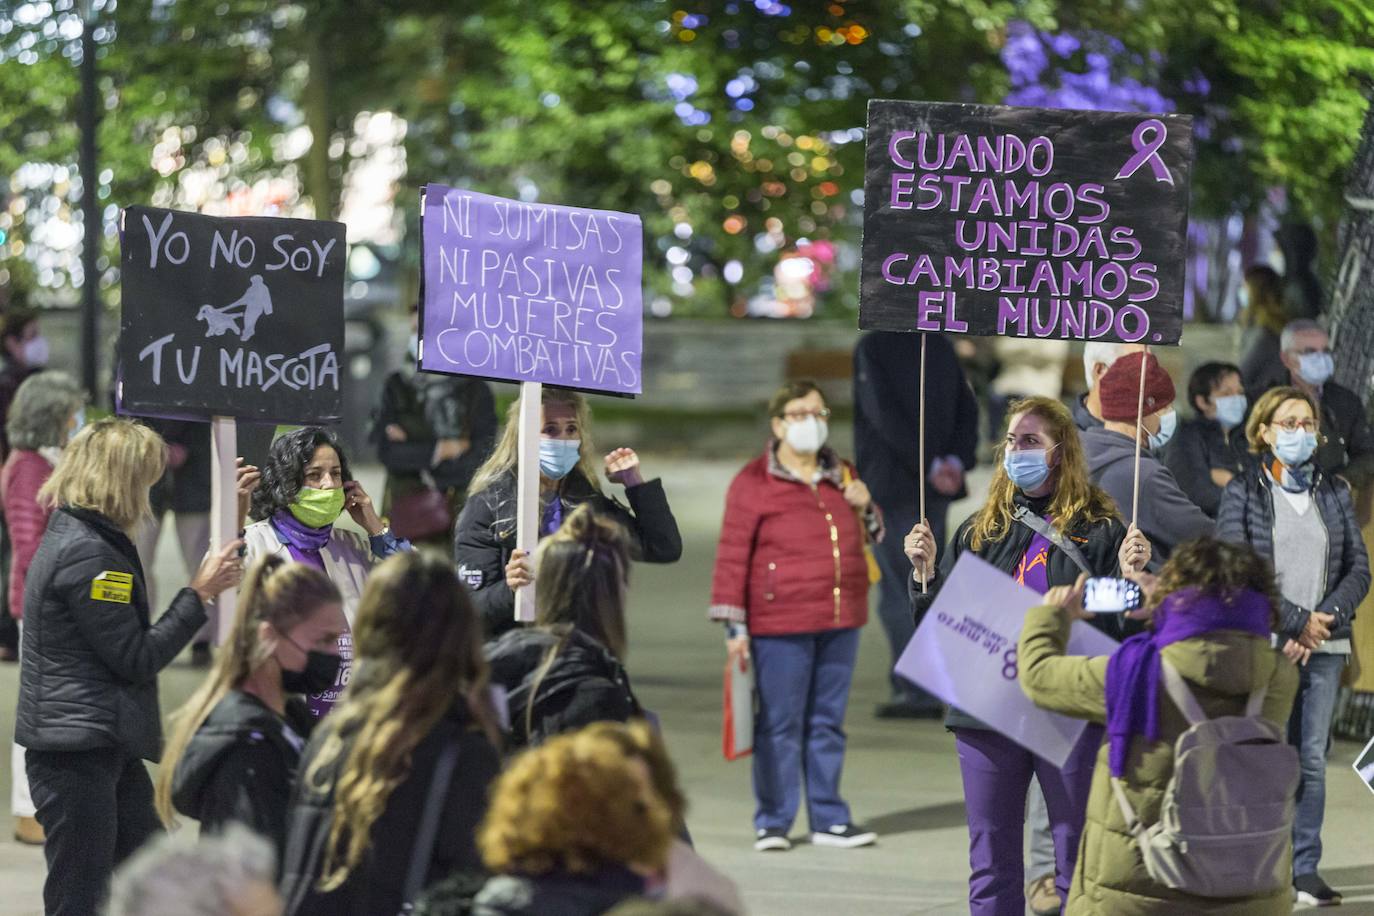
[197,275,274,342]
[196,304,242,337]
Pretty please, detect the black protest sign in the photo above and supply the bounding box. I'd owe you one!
[118,207,346,423]
[861,100,1193,346]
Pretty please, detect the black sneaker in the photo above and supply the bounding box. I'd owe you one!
[753,828,791,852]
[811,824,877,848]
[1294,873,1342,907]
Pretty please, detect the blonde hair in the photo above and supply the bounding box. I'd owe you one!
[39,418,165,531]
[307,552,501,892]
[478,726,674,877]
[1245,386,1318,454]
[467,389,601,496]
[155,556,341,828]
[967,396,1119,550]
[535,504,631,658]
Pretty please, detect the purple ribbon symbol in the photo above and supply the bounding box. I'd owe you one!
[1115,119,1173,186]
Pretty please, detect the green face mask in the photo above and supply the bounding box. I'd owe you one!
[289,486,346,529]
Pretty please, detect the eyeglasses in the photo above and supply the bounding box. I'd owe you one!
[783,408,831,421]
[1271,418,1318,433]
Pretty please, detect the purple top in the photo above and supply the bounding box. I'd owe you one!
[1014,522,1054,595]
[1103,588,1272,776]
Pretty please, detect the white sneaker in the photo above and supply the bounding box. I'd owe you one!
[811,824,877,848]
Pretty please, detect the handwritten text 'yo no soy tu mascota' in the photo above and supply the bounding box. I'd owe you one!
[882,130,1160,342]
[133,211,340,394]
[429,194,640,390]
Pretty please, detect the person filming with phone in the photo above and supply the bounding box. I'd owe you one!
[1018,538,1299,915]
[905,396,1150,915]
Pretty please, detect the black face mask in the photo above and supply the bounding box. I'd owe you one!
[281,649,341,695]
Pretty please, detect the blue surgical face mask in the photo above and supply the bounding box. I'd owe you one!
[1145,409,1177,451]
[68,408,85,443]
[1297,351,1334,387]
[1213,394,1247,430]
[1273,428,1318,467]
[1004,448,1052,491]
[539,437,582,480]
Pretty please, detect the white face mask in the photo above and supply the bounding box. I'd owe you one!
[783,416,828,454]
[21,335,48,368]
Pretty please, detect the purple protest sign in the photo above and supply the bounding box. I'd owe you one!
[419,184,644,395]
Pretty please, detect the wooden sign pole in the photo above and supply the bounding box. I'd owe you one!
[514,382,542,623]
[1130,346,1151,529]
[210,415,238,643]
[918,332,929,593]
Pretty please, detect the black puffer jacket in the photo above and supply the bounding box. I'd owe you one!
[909,492,1129,731]
[279,701,501,916]
[471,868,647,916]
[485,626,641,748]
[171,691,313,857]
[455,470,682,638]
[1216,465,1369,642]
[17,507,206,761]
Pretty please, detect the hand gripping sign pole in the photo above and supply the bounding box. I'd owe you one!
[210,415,238,642]
[514,382,542,623]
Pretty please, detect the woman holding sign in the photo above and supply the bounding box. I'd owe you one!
[244,427,413,721]
[455,387,681,639]
[905,396,1150,915]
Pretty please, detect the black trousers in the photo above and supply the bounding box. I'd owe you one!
[27,747,162,916]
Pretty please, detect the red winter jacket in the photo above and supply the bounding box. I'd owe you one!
[2,449,55,620]
[709,445,875,636]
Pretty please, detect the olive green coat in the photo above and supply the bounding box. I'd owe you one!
[1019,604,1299,915]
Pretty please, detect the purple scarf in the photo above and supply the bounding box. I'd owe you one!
[270,510,330,571]
[1103,588,1272,776]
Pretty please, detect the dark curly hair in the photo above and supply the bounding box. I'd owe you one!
[250,426,352,522]
[1149,537,1281,630]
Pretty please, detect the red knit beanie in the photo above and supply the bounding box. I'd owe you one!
[1099,351,1175,422]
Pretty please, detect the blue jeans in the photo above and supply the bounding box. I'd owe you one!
[751,627,861,832]
[1288,652,1346,876]
[872,498,948,707]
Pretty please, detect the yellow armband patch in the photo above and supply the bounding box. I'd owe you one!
[90,571,134,604]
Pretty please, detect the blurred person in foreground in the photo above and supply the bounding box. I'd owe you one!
[456,387,681,639]
[711,380,878,852]
[245,426,411,720]
[278,552,503,916]
[471,725,677,916]
[157,555,343,858]
[1018,538,1299,914]
[905,396,1150,915]
[373,303,498,549]
[486,504,643,748]
[1081,351,1213,563]
[107,824,282,916]
[853,332,978,718]
[1163,362,1248,519]
[1,370,85,845]
[17,418,242,916]
[1217,386,1370,907]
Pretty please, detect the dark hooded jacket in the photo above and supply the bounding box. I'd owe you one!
[455,470,681,639]
[485,626,640,748]
[171,690,313,856]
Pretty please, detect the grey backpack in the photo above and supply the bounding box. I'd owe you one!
[1110,660,1299,899]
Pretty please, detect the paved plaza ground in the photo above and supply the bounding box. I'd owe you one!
[0,457,1369,914]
